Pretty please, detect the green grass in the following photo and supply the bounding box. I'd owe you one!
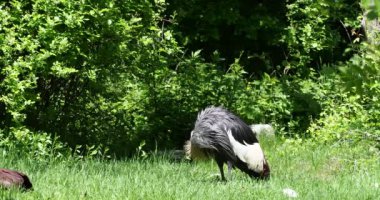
[1,138,379,200]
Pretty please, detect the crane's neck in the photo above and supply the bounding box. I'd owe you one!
[227,130,266,173]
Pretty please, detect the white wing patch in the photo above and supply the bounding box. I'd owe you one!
[226,129,265,173]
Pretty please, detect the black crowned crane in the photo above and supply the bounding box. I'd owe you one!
[184,106,270,180]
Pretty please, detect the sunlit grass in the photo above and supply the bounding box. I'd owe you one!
[1,138,379,199]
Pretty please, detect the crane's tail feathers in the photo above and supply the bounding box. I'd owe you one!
[183,140,209,160]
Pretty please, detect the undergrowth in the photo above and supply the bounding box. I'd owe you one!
[1,138,378,200]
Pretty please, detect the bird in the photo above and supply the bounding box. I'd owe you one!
[184,106,270,181]
[0,168,33,190]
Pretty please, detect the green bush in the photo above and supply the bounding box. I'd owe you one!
[0,126,66,160]
[0,0,182,156]
[283,0,362,73]
[307,41,379,149]
[0,0,376,158]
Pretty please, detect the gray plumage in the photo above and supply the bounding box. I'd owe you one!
[185,106,270,181]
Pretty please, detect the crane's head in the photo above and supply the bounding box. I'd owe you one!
[261,159,270,179]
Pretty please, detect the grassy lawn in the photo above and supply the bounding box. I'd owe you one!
[1,138,379,199]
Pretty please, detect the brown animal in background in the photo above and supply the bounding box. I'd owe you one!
[0,168,33,190]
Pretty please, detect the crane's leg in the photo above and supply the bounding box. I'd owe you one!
[227,161,233,179]
[215,158,226,181]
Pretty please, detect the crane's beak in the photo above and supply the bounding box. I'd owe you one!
[261,160,270,179]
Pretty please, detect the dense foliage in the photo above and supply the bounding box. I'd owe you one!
[166,0,361,75]
[0,0,379,158]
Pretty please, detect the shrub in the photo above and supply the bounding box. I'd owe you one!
[0,0,182,156]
